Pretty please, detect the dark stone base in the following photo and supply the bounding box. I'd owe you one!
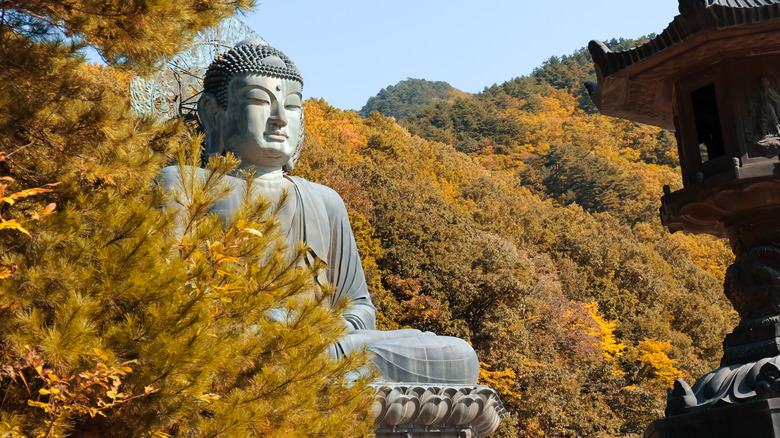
[646,398,780,438]
[722,322,780,366]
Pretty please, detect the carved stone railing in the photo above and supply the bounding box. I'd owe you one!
[371,384,505,438]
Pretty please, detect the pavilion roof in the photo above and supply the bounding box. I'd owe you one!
[588,0,780,128]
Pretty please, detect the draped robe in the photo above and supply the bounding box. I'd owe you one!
[160,167,479,384]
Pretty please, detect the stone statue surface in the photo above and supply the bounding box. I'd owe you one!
[159,40,479,384]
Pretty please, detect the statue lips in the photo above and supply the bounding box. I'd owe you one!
[263,130,288,142]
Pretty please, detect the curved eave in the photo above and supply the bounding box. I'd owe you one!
[588,1,780,128]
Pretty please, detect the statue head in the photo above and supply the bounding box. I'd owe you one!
[199,39,304,173]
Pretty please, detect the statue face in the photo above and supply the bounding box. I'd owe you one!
[223,73,302,171]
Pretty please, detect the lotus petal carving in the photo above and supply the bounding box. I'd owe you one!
[372,384,505,437]
[667,355,780,416]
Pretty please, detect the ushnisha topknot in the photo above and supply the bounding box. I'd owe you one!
[202,39,303,109]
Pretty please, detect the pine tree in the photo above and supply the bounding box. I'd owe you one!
[1,3,375,437]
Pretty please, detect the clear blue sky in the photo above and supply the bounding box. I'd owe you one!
[242,1,680,111]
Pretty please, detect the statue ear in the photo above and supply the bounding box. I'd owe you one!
[282,106,305,174]
[197,92,225,157]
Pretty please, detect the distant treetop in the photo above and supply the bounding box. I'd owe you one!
[530,37,655,114]
[359,78,469,119]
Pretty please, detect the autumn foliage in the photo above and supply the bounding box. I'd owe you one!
[0,4,738,435]
[296,56,736,435]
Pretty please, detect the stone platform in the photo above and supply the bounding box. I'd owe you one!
[371,384,505,438]
[646,397,780,438]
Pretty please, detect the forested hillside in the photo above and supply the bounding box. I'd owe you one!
[0,12,736,436]
[301,38,735,437]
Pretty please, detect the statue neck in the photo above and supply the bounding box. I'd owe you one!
[235,165,291,201]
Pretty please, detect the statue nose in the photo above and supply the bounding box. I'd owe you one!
[269,102,288,127]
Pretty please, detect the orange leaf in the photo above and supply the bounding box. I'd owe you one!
[9,187,53,200]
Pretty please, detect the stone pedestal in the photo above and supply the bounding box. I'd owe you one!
[646,398,780,438]
[371,384,505,438]
[654,177,780,435]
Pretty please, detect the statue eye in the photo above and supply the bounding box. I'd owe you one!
[284,97,301,111]
[243,89,270,104]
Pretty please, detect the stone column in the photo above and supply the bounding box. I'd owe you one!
[650,177,780,437]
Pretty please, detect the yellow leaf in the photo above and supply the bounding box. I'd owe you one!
[638,337,683,386]
[0,269,13,279]
[38,388,50,395]
[27,400,49,411]
[106,390,117,399]
[0,219,31,236]
[7,187,54,201]
[241,228,263,238]
[214,284,240,294]
[94,348,108,361]
[43,203,56,215]
[197,393,221,402]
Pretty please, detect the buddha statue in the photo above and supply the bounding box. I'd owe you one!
[159,40,479,384]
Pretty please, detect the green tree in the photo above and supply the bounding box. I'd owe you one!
[541,143,648,224]
[4,0,249,73]
[531,37,654,114]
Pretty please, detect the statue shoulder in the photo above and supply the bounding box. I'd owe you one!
[158,165,245,192]
[287,176,349,218]
[158,165,212,191]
